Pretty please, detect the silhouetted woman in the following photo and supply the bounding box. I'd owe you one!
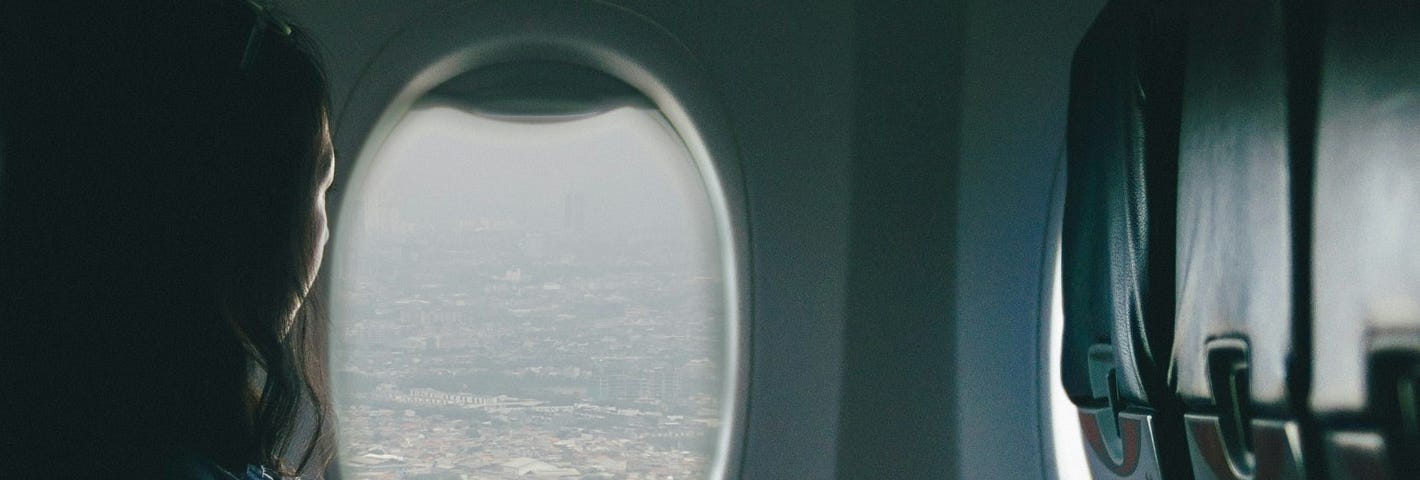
[0,1,335,477]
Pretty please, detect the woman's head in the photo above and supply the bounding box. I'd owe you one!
[0,0,333,475]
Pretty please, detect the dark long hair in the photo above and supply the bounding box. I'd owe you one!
[0,0,333,476]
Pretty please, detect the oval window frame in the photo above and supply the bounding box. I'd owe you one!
[326,1,750,478]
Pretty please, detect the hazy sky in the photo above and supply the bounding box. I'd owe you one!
[342,104,718,242]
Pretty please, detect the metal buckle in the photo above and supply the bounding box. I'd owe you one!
[1183,339,1305,480]
[1078,344,1166,479]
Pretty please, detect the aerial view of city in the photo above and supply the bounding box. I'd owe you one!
[329,106,727,480]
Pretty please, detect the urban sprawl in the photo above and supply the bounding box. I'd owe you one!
[332,206,725,480]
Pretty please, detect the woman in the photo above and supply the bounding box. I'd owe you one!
[0,1,335,477]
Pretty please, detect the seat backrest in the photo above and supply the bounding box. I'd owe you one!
[1060,1,1191,478]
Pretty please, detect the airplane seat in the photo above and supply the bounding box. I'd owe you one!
[1063,0,1420,479]
[1061,0,1189,478]
[1311,2,1420,478]
[1170,1,1307,479]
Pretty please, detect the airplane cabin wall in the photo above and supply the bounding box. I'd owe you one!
[275,1,1109,478]
[279,1,855,478]
[954,1,1107,478]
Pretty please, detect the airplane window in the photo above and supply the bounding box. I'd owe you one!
[330,104,728,479]
[1048,247,1090,478]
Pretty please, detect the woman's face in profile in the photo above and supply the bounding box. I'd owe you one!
[286,121,335,335]
[306,123,336,294]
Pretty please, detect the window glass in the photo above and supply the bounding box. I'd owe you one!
[331,105,727,480]
[1049,249,1089,477]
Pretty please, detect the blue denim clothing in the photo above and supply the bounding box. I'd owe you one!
[160,449,283,480]
[234,465,281,480]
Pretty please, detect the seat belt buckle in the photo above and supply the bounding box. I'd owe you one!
[1078,344,1167,479]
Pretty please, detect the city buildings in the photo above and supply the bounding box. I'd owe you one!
[332,211,724,480]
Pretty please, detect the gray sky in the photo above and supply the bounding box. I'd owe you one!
[345,104,717,241]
